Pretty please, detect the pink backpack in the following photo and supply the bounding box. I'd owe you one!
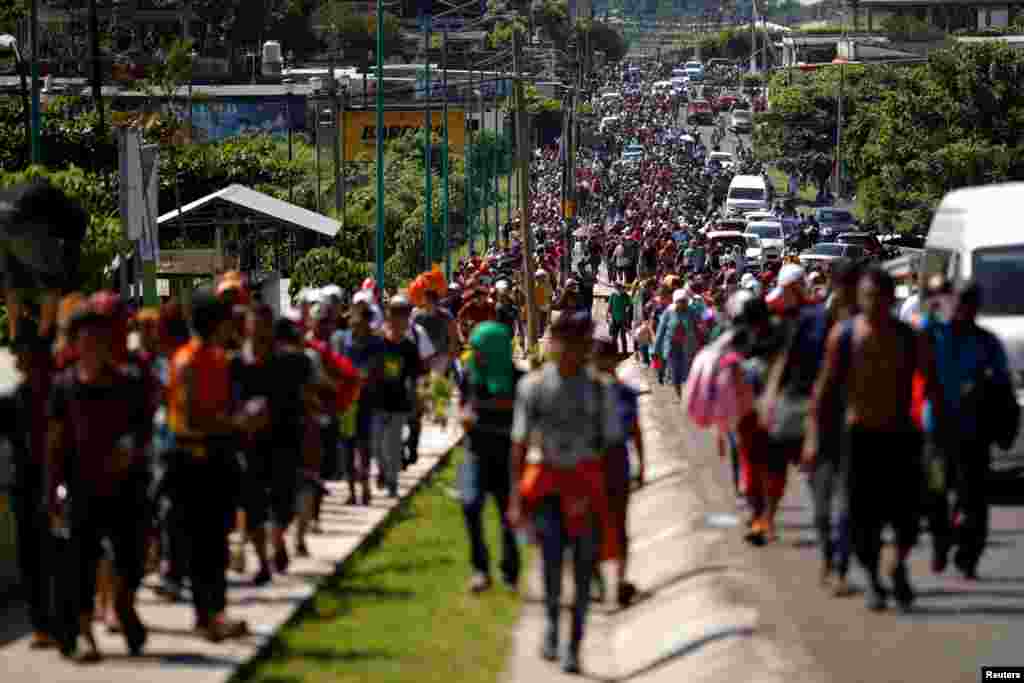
[684,339,754,431]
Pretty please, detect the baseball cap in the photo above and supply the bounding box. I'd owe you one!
[388,293,413,311]
[672,289,687,303]
[778,263,805,287]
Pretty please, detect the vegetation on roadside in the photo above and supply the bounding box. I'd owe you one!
[239,448,526,683]
[756,42,1024,231]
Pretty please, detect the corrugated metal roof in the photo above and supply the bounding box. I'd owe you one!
[158,184,341,238]
[862,0,1010,5]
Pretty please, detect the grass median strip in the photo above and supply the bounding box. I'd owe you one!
[239,448,527,683]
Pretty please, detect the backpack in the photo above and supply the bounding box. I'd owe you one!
[670,315,688,347]
[684,335,754,430]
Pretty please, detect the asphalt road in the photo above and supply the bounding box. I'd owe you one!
[634,356,1024,681]
[587,283,1024,681]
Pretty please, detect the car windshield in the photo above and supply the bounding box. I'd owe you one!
[729,188,765,200]
[810,244,844,256]
[746,236,761,247]
[840,235,873,246]
[710,153,732,162]
[973,246,1024,316]
[686,62,701,69]
[713,238,746,251]
[818,209,853,224]
[748,224,782,238]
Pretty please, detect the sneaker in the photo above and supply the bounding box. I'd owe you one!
[200,616,248,643]
[29,631,58,649]
[562,648,582,675]
[617,581,638,607]
[469,572,492,594]
[274,545,290,574]
[252,568,272,587]
[820,562,833,587]
[540,626,558,662]
[891,564,915,611]
[865,580,887,612]
[832,575,854,598]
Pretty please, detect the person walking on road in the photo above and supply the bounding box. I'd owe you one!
[592,334,645,607]
[509,312,624,675]
[794,260,862,596]
[653,289,693,399]
[458,322,523,594]
[916,280,1013,580]
[804,267,942,612]
[607,282,631,354]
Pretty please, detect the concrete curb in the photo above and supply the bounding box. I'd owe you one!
[0,422,464,683]
[226,426,465,683]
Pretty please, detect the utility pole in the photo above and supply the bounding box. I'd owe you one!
[423,12,433,268]
[89,0,105,141]
[492,85,498,248]
[29,0,40,163]
[341,79,348,224]
[513,29,537,348]
[331,49,343,216]
[375,0,386,287]
[442,30,450,280]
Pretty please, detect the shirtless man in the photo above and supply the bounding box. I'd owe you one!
[804,266,942,612]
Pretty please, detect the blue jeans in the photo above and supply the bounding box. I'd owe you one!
[460,436,520,583]
[668,344,688,389]
[534,496,597,651]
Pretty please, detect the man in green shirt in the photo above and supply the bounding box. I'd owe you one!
[607,282,631,353]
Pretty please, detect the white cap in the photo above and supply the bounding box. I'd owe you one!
[740,272,756,285]
[495,280,510,291]
[672,289,687,303]
[778,263,806,287]
[319,286,344,301]
[352,290,374,306]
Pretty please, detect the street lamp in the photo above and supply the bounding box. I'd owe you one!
[338,74,350,225]
[0,35,31,164]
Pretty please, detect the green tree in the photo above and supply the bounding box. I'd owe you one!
[844,43,1024,230]
[288,247,371,297]
[314,1,403,59]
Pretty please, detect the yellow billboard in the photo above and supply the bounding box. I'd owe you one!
[343,109,466,160]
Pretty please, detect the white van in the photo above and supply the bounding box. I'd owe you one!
[924,182,1024,476]
[725,175,772,214]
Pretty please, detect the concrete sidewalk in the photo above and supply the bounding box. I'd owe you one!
[0,420,463,683]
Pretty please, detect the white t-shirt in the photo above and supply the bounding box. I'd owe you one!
[899,293,921,323]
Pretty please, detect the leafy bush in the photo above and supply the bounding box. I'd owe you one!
[288,247,371,299]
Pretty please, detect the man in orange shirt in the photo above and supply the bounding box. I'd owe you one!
[167,288,267,642]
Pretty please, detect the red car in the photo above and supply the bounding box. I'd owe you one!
[687,100,714,125]
[715,93,739,111]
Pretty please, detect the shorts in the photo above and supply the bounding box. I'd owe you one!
[244,447,300,528]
